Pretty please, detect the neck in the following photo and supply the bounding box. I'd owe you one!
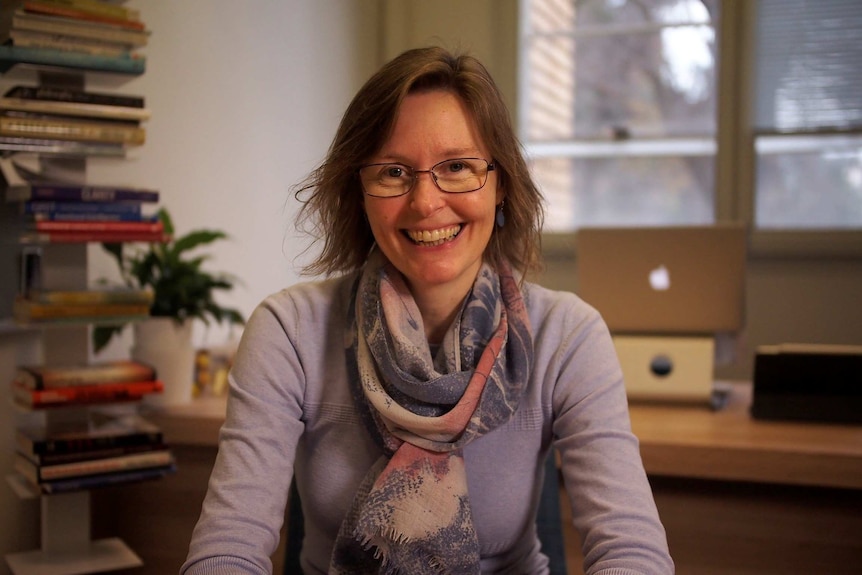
[411,283,470,344]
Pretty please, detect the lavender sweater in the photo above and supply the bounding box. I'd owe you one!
[181,275,674,574]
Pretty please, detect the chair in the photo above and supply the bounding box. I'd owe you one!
[284,450,568,574]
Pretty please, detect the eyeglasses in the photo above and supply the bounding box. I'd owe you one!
[358,158,495,198]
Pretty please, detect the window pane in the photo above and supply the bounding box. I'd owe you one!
[521,0,720,231]
[755,135,862,229]
[533,156,715,230]
[755,0,862,132]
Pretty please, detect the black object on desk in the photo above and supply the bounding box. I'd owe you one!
[751,344,862,424]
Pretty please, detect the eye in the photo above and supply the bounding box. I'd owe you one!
[446,161,466,173]
[385,166,405,178]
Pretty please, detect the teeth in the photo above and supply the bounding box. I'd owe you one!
[407,225,461,245]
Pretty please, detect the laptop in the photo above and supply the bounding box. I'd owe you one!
[576,224,748,335]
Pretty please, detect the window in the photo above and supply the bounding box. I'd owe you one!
[753,0,862,230]
[519,0,862,237]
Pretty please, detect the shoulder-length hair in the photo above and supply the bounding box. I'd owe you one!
[294,46,544,277]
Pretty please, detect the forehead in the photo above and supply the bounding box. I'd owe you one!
[378,90,488,160]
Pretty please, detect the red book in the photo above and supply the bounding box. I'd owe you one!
[12,379,164,408]
[33,220,163,233]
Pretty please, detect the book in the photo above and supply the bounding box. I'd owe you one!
[31,219,163,234]
[23,200,147,221]
[39,462,176,494]
[15,449,173,483]
[15,358,156,389]
[16,412,163,456]
[22,1,146,31]
[18,440,169,466]
[20,229,169,243]
[12,296,151,323]
[0,135,126,156]
[0,94,151,122]
[0,113,146,144]
[9,28,138,58]
[4,85,144,109]
[0,44,146,75]
[12,378,164,407]
[2,156,160,203]
[3,108,142,127]
[24,0,141,22]
[11,10,150,47]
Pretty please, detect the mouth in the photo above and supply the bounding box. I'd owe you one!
[404,224,462,246]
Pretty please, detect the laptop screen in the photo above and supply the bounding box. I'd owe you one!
[576,224,748,334]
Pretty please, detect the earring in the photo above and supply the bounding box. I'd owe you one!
[495,201,505,228]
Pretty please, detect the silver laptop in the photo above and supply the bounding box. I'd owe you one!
[576,224,748,334]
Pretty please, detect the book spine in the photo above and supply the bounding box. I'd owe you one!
[40,463,176,494]
[9,29,137,58]
[24,442,168,466]
[4,85,145,108]
[0,114,146,144]
[33,0,141,21]
[0,96,152,121]
[24,201,145,220]
[0,136,126,156]
[23,1,147,31]
[13,379,164,407]
[26,289,153,306]
[33,220,162,233]
[0,45,146,75]
[13,299,151,321]
[6,184,159,203]
[36,449,174,481]
[21,230,168,243]
[16,359,156,388]
[12,13,150,47]
[19,429,164,456]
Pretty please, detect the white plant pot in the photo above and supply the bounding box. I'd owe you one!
[131,317,195,408]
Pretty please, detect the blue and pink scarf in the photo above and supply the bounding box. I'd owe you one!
[331,250,533,574]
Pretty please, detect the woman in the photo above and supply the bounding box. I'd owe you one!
[182,47,673,575]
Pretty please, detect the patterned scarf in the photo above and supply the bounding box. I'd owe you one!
[330,250,533,574]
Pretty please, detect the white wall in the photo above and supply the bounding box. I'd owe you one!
[0,1,380,567]
[84,0,380,354]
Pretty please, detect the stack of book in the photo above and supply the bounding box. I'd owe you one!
[0,0,149,75]
[0,83,149,153]
[11,359,164,408]
[14,409,175,495]
[12,287,153,324]
[0,155,165,243]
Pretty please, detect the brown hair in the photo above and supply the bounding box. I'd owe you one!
[294,46,544,277]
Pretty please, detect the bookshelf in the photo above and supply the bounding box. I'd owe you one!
[1,6,161,574]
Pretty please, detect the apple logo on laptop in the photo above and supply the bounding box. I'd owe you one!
[649,264,671,291]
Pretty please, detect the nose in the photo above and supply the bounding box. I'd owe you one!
[409,170,445,216]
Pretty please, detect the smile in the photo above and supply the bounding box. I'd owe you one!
[405,225,462,246]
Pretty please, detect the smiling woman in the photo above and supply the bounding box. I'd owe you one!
[181,47,674,575]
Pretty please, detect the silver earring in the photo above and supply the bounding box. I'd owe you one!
[496,201,505,228]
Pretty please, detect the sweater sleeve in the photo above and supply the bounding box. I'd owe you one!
[549,296,675,575]
[180,293,307,575]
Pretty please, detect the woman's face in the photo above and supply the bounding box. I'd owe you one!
[362,90,502,299]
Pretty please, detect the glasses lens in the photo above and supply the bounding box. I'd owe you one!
[359,164,413,197]
[432,158,489,193]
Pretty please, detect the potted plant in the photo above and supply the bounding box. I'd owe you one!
[95,208,245,405]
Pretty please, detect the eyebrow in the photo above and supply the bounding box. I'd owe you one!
[373,149,485,165]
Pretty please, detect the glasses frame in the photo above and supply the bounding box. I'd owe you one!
[358,157,496,198]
